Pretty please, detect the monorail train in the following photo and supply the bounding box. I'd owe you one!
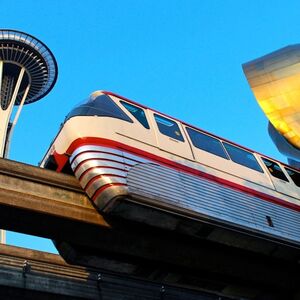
[40,90,300,249]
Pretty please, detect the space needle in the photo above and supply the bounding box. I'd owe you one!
[0,29,58,243]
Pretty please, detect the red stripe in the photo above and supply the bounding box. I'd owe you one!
[79,167,125,182]
[79,166,126,182]
[54,137,300,212]
[85,174,126,196]
[70,149,129,165]
[55,154,69,172]
[74,157,128,174]
[91,183,127,202]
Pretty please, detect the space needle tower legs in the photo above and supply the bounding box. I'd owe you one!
[0,30,58,243]
[0,65,29,157]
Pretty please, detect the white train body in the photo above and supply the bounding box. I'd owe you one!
[41,91,300,247]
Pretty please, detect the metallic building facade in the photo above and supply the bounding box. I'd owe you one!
[243,45,300,166]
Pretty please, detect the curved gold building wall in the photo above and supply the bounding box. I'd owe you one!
[243,45,300,149]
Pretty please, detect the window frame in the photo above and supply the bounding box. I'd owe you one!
[261,157,289,182]
[154,113,185,142]
[285,166,300,187]
[186,127,229,159]
[120,100,150,129]
[223,142,264,173]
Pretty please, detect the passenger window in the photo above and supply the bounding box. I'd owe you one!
[186,127,228,159]
[261,158,288,181]
[285,167,300,187]
[154,114,184,142]
[120,101,150,129]
[223,142,263,172]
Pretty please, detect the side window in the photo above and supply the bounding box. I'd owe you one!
[154,114,184,142]
[261,158,288,181]
[285,167,300,187]
[223,142,263,172]
[186,127,228,159]
[120,101,150,129]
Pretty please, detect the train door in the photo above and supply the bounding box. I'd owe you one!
[149,112,194,160]
[260,156,299,198]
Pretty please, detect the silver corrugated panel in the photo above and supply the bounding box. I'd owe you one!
[127,163,300,244]
[70,145,124,162]
[71,145,131,202]
[69,144,300,244]
[75,160,127,178]
[86,176,127,197]
[71,152,138,170]
[80,168,126,188]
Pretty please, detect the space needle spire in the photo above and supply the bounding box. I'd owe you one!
[0,29,58,244]
[0,29,58,158]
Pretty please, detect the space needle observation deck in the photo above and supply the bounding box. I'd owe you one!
[0,29,58,157]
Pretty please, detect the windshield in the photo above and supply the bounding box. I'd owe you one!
[65,94,133,123]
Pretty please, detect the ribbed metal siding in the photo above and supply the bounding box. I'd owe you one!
[70,145,300,245]
[70,146,132,200]
[127,163,300,244]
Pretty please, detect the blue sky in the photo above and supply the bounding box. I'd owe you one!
[2,0,300,252]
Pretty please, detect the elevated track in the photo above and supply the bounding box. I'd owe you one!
[0,158,300,299]
[0,244,235,300]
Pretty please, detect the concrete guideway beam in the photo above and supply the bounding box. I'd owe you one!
[0,244,237,300]
[0,158,300,298]
[0,157,109,226]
